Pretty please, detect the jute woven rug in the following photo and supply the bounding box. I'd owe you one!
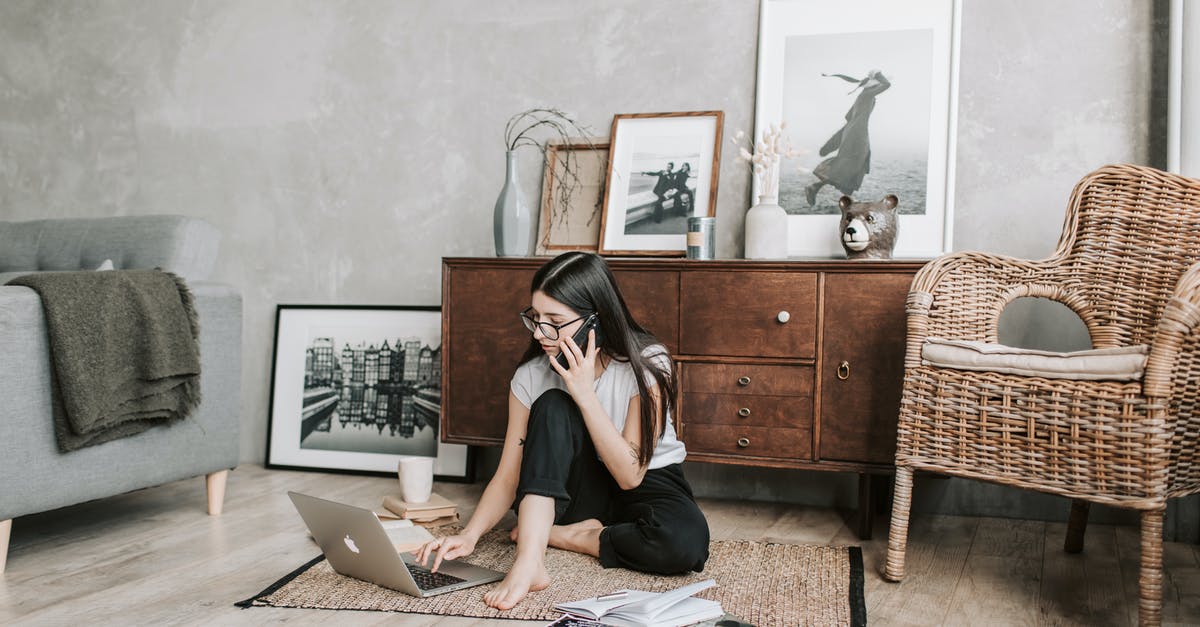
[237,528,866,627]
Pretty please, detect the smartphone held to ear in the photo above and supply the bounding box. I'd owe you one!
[556,314,602,370]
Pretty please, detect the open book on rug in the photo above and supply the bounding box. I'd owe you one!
[553,579,722,627]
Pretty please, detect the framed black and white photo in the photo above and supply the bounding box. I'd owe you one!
[598,111,723,256]
[755,0,959,258]
[265,305,472,481]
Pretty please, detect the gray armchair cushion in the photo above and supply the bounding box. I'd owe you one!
[0,215,220,282]
[921,338,1149,382]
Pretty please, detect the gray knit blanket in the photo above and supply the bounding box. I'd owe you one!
[7,269,201,452]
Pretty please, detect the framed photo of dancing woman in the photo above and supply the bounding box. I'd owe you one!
[755,0,960,258]
[598,111,723,256]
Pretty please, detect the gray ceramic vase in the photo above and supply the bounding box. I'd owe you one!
[493,150,535,256]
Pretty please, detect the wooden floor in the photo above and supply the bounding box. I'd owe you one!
[3,465,1199,626]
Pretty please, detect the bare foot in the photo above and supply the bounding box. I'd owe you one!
[509,525,519,542]
[483,557,550,610]
[548,519,604,556]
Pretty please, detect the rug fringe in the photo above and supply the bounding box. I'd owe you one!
[235,554,326,609]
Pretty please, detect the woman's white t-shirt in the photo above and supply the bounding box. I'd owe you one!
[509,346,687,470]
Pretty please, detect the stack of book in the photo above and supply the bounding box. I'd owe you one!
[380,492,459,527]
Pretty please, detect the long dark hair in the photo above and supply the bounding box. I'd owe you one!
[519,252,676,466]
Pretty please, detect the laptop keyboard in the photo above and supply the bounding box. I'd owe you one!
[407,563,467,590]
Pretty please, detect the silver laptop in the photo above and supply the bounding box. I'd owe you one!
[288,491,504,597]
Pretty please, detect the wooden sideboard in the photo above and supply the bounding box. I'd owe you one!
[441,257,925,538]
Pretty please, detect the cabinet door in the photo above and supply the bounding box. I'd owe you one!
[819,272,912,464]
[679,272,817,358]
[442,265,534,445]
[612,270,679,354]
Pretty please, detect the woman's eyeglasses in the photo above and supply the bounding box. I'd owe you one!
[519,308,589,340]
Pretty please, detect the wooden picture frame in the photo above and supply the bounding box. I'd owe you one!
[598,111,723,256]
[536,138,610,255]
[265,304,473,482]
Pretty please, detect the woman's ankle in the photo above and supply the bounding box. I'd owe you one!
[510,551,545,571]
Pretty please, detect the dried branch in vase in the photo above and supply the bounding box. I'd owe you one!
[503,108,602,244]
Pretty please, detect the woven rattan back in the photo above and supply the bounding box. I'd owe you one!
[1054,165,1200,348]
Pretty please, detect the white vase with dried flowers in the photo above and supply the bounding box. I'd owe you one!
[496,109,595,257]
[734,123,799,259]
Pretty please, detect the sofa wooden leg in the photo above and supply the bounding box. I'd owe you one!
[0,518,11,573]
[206,470,229,516]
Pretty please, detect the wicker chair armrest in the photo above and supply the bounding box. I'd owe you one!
[1144,260,1200,399]
[903,252,1059,367]
[1145,261,1200,494]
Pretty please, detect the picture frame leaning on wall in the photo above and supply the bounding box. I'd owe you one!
[756,0,960,258]
[536,138,610,255]
[265,304,473,482]
[598,111,723,256]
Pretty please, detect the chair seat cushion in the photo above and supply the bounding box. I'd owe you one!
[921,338,1148,381]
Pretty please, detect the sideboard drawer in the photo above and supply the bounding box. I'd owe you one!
[683,424,811,460]
[682,393,811,429]
[679,271,818,358]
[681,362,813,396]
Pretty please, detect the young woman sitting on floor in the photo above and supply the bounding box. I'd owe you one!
[416,252,710,610]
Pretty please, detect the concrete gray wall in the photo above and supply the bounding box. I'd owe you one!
[0,0,758,460]
[1,0,1191,537]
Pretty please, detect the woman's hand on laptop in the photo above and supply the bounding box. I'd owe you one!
[417,532,478,572]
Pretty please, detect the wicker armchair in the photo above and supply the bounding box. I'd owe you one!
[884,164,1200,626]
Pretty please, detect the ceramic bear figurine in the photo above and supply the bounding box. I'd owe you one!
[838,194,899,260]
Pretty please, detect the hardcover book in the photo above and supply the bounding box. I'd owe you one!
[381,492,458,521]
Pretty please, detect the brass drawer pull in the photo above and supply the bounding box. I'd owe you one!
[837,361,850,380]
[738,407,751,418]
[736,437,751,448]
[737,376,751,386]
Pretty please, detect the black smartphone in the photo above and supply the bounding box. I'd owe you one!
[556,314,601,370]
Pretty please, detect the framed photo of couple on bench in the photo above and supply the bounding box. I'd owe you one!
[598,111,723,256]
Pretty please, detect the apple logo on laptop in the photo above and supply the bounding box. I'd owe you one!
[343,534,360,554]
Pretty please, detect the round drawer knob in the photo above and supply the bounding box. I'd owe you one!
[777,310,790,323]
[737,376,751,386]
[736,437,751,448]
[738,407,751,417]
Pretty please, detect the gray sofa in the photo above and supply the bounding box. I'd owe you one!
[0,215,241,572]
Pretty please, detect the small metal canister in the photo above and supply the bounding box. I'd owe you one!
[686,216,715,260]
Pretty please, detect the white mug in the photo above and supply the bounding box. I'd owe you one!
[396,456,434,503]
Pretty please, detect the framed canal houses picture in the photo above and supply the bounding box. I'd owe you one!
[265,305,473,481]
